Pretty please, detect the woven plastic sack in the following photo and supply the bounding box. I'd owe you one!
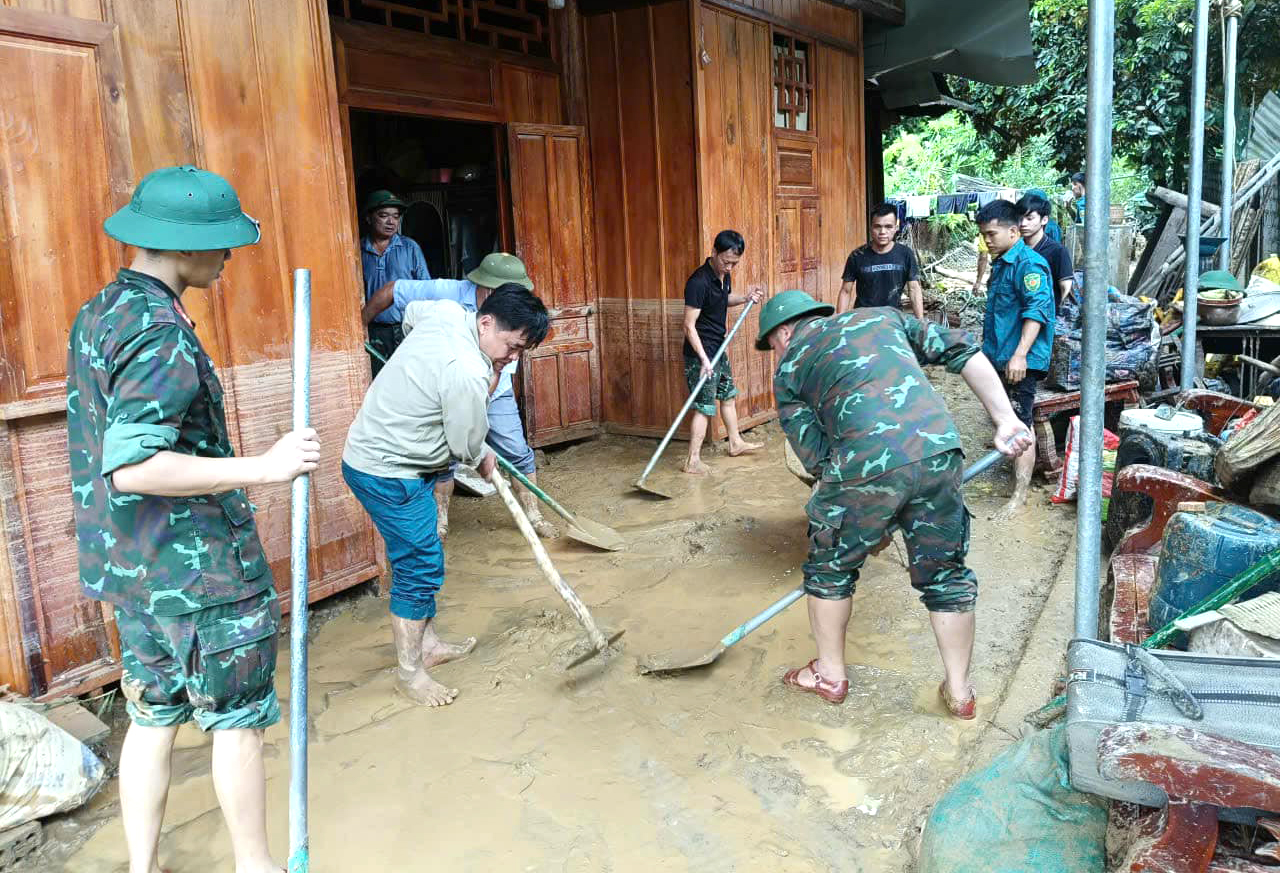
[0,702,106,829]
[1053,415,1120,504]
[1216,401,1280,490]
[919,725,1107,873]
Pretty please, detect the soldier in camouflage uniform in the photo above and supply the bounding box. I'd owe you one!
[755,290,1032,719]
[68,165,319,873]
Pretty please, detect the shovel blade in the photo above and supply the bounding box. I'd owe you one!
[567,518,626,552]
[564,628,626,670]
[637,642,727,675]
[633,476,677,499]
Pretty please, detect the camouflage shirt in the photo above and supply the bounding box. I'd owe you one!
[66,269,272,616]
[775,308,981,483]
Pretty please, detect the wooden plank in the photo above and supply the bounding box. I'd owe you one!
[8,0,103,20]
[42,698,110,745]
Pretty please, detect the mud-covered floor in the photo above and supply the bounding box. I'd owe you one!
[44,374,1075,873]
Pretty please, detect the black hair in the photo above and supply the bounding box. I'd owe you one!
[1016,193,1053,220]
[479,283,550,347]
[1070,172,1086,186]
[713,229,745,256]
[976,199,1023,229]
[869,202,899,222]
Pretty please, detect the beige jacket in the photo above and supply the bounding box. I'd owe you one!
[342,299,492,479]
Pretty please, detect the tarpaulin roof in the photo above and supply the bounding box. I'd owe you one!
[863,0,1036,110]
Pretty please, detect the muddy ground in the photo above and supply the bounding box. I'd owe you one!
[37,373,1075,873]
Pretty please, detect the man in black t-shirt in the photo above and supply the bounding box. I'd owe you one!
[836,203,924,318]
[1016,192,1075,308]
[682,229,765,475]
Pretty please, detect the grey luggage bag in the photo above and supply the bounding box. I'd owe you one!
[1065,637,1280,816]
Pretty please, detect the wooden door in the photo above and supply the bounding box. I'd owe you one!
[0,8,133,698]
[506,123,601,446]
[775,198,821,296]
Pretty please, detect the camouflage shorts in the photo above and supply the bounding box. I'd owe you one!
[684,356,739,417]
[114,587,281,731]
[803,450,977,612]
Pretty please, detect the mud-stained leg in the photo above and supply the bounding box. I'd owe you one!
[392,616,458,706]
[434,477,454,541]
[519,473,560,539]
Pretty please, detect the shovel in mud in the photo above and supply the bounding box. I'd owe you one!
[489,467,624,668]
[638,448,1007,674]
[493,454,624,551]
[634,299,758,498]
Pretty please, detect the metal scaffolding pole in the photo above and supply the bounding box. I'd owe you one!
[1075,0,1115,639]
[1219,2,1241,270]
[288,269,312,873]
[1181,0,1211,390]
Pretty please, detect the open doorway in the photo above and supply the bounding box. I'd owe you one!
[348,110,506,280]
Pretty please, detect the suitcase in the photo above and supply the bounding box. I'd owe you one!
[1066,637,1280,819]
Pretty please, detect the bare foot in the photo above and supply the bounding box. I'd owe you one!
[726,439,763,456]
[395,667,458,706]
[683,459,711,475]
[531,517,560,538]
[421,635,477,669]
[989,494,1026,521]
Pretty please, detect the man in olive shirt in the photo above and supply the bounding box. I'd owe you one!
[69,166,319,873]
[343,285,549,707]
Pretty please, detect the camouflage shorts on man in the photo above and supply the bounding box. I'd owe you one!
[684,355,739,417]
[803,449,977,612]
[115,587,281,731]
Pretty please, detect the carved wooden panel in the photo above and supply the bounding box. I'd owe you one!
[329,0,551,59]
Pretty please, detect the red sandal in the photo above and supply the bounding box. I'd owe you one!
[782,659,849,704]
[938,681,977,720]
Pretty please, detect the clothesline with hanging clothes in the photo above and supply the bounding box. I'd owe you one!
[885,188,1023,221]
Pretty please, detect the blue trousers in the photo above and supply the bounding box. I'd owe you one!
[341,461,444,620]
[440,389,536,483]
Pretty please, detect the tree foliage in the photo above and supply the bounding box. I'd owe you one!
[950,0,1280,190]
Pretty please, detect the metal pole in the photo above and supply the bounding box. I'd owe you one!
[1181,0,1211,391]
[1075,0,1115,640]
[288,269,312,873]
[1218,3,1241,270]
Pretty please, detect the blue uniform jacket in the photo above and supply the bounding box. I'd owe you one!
[982,239,1055,373]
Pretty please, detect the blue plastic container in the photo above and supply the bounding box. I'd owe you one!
[1150,502,1280,637]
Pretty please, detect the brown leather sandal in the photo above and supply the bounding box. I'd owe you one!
[782,659,849,704]
[939,681,977,720]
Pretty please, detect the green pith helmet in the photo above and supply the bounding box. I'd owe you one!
[1198,269,1245,293]
[467,252,534,290]
[755,290,835,350]
[104,165,260,251]
[362,189,407,215]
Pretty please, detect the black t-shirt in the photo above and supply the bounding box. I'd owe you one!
[841,243,921,308]
[1033,235,1074,304]
[683,259,730,360]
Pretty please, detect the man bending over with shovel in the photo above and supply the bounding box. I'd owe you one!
[343,285,549,706]
[754,291,1032,719]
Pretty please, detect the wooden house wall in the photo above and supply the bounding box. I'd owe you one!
[584,0,867,437]
[583,0,700,436]
[0,0,376,697]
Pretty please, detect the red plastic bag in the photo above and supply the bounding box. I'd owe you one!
[1052,415,1121,503]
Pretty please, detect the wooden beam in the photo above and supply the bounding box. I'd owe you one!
[702,0,863,56]
[816,0,904,26]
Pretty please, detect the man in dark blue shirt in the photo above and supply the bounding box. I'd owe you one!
[1017,192,1075,309]
[360,189,429,374]
[978,199,1054,520]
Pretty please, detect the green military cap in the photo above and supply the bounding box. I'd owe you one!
[104,165,260,251]
[467,252,534,290]
[755,290,834,350]
[363,189,407,215]
[1198,269,1245,293]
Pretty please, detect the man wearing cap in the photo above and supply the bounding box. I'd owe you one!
[755,290,1031,719]
[69,165,319,873]
[362,252,558,540]
[343,284,550,707]
[361,189,429,375]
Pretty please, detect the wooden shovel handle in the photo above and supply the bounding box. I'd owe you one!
[488,468,607,650]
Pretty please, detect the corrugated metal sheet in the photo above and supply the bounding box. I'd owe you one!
[1247,91,1280,162]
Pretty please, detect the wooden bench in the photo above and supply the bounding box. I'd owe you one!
[1032,380,1141,477]
[1099,723,1280,872]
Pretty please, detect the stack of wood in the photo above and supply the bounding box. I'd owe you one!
[1130,154,1280,304]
